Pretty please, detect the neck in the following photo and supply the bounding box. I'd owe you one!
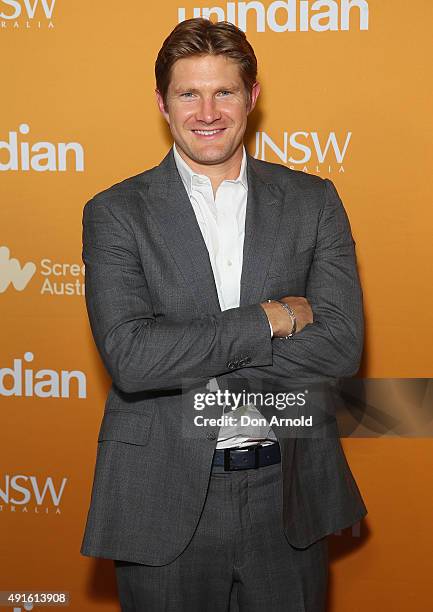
[175,144,244,195]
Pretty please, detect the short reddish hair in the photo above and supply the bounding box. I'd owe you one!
[155,18,258,108]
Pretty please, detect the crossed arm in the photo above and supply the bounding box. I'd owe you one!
[82,178,363,394]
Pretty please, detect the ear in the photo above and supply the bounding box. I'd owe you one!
[248,81,261,114]
[155,89,170,124]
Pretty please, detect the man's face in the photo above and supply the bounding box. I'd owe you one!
[156,54,260,168]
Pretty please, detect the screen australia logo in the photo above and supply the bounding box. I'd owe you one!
[0,246,36,292]
[0,0,56,30]
[0,246,85,296]
[178,0,369,32]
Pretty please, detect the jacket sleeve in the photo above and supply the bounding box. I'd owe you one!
[82,194,273,393]
[219,177,364,388]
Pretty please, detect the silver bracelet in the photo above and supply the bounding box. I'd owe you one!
[267,299,297,339]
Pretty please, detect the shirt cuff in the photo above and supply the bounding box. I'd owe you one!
[268,319,274,338]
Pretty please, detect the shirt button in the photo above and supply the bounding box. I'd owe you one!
[227,260,232,266]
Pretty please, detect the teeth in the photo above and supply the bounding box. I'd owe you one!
[194,129,221,135]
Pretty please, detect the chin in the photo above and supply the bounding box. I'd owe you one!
[196,153,226,164]
[192,147,234,165]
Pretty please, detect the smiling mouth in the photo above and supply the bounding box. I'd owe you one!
[192,129,225,137]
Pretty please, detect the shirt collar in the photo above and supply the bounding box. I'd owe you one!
[172,142,248,196]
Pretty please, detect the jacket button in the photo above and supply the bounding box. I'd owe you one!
[227,361,236,369]
[206,431,217,440]
[239,356,251,366]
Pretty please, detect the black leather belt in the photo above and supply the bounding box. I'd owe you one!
[212,442,281,471]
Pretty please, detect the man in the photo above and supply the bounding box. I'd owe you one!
[80,17,367,611]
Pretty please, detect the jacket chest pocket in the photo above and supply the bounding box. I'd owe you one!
[97,408,154,446]
[264,270,308,299]
[265,246,315,297]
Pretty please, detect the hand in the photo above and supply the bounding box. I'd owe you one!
[260,296,313,337]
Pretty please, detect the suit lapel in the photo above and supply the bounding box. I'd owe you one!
[240,155,284,306]
[141,149,284,313]
[144,150,221,314]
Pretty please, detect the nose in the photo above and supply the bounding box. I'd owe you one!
[195,96,222,124]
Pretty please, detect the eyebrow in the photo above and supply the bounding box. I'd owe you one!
[172,84,241,94]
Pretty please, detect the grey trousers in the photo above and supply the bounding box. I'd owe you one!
[114,461,328,611]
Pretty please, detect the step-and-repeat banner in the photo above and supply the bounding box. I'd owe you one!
[1,1,432,610]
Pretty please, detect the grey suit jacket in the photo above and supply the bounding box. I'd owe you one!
[80,148,367,565]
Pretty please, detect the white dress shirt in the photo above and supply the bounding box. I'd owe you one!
[173,143,277,448]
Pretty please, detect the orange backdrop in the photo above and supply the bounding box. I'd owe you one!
[1,1,432,610]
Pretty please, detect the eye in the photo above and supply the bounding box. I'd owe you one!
[180,92,195,98]
[217,90,231,97]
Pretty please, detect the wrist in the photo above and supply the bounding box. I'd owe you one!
[267,299,296,338]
